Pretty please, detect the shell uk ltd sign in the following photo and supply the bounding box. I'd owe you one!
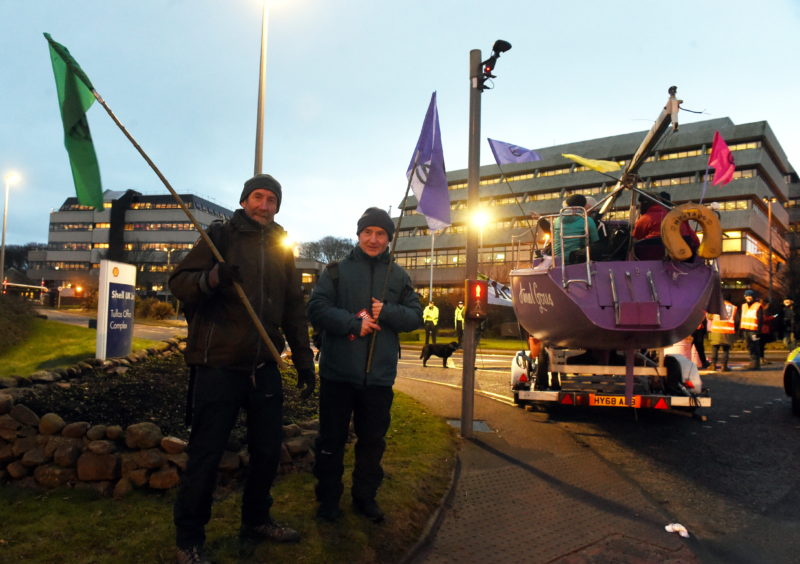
[95,260,136,360]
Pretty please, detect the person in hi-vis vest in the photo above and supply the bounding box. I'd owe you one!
[422,302,439,345]
[708,297,737,372]
[738,290,763,370]
[454,301,465,345]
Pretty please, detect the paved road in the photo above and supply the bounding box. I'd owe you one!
[398,350,800,563]
[36,308,187,342]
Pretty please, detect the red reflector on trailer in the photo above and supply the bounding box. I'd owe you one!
[560,393,574,405]
[654,398,669,410]
[684,380,695,389]
[519,373,528,383]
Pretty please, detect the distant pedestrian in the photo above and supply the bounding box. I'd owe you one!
[738,290,763,370]
[454,301,465,345]
[708,297,736,372]
[781,298,797,350]
[423,302,439,345]
[691,317,711,369]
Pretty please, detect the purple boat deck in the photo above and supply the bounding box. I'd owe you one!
[511,256,721,350]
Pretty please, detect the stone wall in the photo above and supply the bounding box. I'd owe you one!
[0,341,318,498]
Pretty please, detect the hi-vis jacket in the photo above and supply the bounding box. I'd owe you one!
[454,305,465,327]
[740,301,762,332]
[709,302,737,334]
[423,304,439,325]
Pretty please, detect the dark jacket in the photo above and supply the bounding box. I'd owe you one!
[307,246,421,387]
[169,209,314,373]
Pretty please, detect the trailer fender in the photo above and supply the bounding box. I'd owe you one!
[661,203,722,260]
[665,353,703,393]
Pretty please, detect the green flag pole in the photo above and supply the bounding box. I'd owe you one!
[43,33,287,370]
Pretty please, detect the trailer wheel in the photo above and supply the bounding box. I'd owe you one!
[513,391,526,408]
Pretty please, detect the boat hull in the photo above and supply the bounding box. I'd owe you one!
[511,258,720,350]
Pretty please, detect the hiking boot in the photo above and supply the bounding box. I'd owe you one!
[240,519,300,543]
[745,362,760,371]
[353,498,385,523]
[316,501,342,522]
[176,546,210,564]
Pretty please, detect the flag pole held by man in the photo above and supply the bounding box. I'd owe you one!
[43,33,287,370]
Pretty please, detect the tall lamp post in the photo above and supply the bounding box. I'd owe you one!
[1,171,21,284]
[462,40,511,439]
[764,197,775,302]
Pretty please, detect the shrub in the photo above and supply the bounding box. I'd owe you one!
[148,300,176,320]
[0,294,35,356]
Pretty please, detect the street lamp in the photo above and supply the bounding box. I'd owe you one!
[763,197,776,302]
[1,171,21,283]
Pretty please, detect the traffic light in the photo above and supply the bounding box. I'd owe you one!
[464,279,489,320]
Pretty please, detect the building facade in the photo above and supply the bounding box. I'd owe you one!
[27,190,233,296]
[394,117,799,305]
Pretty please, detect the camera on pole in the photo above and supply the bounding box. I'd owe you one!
[478,39,512,91]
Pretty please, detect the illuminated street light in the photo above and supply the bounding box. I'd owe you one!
[471,209,491,249]
[1,171,22,283]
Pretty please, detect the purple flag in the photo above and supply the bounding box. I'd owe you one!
[487,138,542,165]
[407,92,450,230]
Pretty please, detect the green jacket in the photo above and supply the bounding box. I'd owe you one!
[307,246,421,387]
[169,210,314,373]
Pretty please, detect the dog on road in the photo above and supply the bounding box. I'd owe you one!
[420,341,460,368]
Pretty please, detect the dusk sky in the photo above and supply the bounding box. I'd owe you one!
[2,0,799,245]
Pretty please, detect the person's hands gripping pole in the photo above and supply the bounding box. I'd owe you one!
[208,262,242,289]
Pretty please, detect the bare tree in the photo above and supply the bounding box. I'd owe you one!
[6,242,47,272]
[300,236,355,263]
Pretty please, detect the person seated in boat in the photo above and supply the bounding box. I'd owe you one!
[552,194,599,264]
[632,191,699,260]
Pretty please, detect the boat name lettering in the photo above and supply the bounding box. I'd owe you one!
[518,282,554,313]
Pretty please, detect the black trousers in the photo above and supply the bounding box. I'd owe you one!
[424,322,438,345]
[174,364,283,549]
[455,321,464,345]
[313,378,393,504]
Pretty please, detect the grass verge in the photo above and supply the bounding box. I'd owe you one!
[0,318,161,379]
[0,392,457,563]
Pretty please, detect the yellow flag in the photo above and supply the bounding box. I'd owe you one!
[562,153,621,173]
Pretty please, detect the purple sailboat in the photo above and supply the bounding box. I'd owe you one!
[509,87,721,414]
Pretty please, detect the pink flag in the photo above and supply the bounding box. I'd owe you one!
[708,131,735,186]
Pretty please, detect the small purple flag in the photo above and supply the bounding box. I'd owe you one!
[487,138,542,165]
[407,92,450,231]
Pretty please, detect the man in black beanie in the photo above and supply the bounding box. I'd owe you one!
[308,206,421,523]
[169,173,315,563]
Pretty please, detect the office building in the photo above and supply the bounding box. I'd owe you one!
[394,117,799,304]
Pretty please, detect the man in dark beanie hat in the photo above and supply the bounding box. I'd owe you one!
[240,173,282,211]
[169,173,314,562]
[356,207,395,241]
[308,207,421,524]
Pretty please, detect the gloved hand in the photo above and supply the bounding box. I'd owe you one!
[209,262,242,289]
[297,367,316,400]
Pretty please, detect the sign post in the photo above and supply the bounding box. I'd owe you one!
[96,260,136,360]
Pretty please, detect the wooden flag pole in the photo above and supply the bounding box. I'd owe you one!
[365,150,420,373]
[90,89,287,370]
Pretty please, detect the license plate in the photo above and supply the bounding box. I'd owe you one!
[589,394,641,408]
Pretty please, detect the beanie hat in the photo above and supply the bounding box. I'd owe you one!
[565,194,587,207]
[240,174,282,211]
[744,290,756,297]
[356,207,395,241]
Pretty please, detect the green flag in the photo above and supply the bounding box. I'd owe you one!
[44,33,103,210]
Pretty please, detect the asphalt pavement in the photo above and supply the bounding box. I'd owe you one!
[395,346,792,564]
